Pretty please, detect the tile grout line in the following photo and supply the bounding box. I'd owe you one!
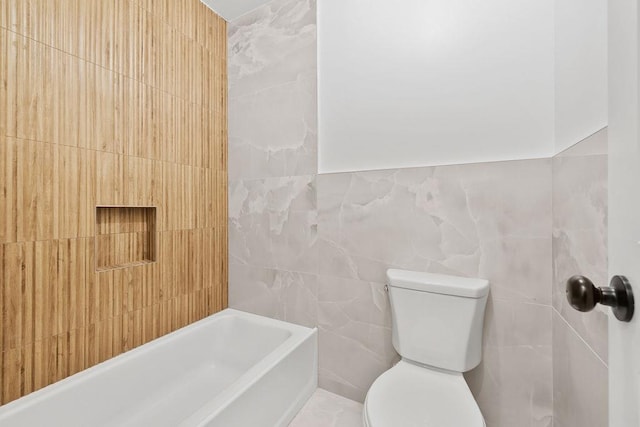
[552,306,608,368]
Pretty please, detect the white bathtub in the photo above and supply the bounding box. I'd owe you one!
[0,309,318,426]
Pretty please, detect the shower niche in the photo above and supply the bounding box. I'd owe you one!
[95,206,157,271]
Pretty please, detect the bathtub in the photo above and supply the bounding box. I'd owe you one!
[0,309,318,426]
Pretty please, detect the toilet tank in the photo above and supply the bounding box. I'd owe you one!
[387,269,490,372]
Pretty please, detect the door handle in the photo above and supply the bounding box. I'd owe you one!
[566,275,634,322]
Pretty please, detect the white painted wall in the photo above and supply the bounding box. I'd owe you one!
[318,0,608,173]
[318,0,555,174]
[555,0,607,154]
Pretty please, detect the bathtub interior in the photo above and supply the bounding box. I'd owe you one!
[0,311,311,427]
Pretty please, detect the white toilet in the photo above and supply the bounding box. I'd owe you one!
[363,269,490,427]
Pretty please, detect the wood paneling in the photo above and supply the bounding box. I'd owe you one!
[0,0,227,404]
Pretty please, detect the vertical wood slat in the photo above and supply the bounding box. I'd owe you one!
[0,244,4,382]
[0,138,55,244]
[0,29,6,138]
[1,0,227,405]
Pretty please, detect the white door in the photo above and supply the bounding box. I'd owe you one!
[609,1,640,426]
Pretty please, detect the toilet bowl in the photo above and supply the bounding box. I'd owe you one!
[363,269,489,427]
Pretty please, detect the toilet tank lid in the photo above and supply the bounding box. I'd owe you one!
[386,269,490,298]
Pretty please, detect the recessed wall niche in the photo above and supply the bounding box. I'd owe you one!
[96,206,157,271]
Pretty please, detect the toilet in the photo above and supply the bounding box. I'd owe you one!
[363,269,490,427]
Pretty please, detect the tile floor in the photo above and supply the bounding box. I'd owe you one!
[289,388,363,427]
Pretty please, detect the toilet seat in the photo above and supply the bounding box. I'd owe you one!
[363,360,485,427]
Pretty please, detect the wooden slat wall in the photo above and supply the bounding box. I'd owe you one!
[0,0,228,404]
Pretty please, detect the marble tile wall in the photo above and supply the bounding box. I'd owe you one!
[227,0,317,181]
[227,0,319,329]
[552,128,608,427]
[227,0,319,334]
[316,162,554,427]
[227,0,555,426]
